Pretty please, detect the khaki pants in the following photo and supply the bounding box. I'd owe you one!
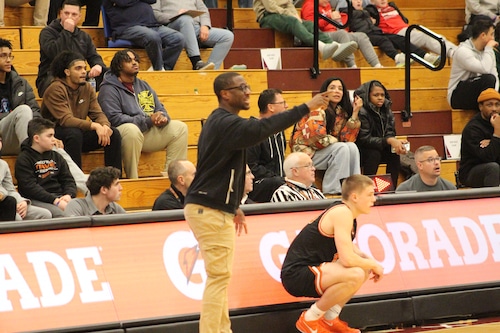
[0,0,50,26]
[184,203,235,333]
[117,120,188,179]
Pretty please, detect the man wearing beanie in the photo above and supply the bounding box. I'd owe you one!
[459,88,500,187]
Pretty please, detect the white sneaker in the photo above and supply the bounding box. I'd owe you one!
[147,65,166,71]
[332,41,358,61]
[321,43,339,60]
[424,53,441,66]
[394,52,405,67]
[374,63,383,68]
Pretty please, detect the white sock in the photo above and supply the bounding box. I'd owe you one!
[324,304,342,320]
[305,303,325,321]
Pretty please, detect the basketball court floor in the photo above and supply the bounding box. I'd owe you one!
[366,317,500,333]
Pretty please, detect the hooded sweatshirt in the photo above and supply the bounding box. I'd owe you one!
[0,69,41,120]
[41,78,110,130]
[354,80,396,150]
[98,71,170,133]
[15,139,77,203]
[37,19,105,92]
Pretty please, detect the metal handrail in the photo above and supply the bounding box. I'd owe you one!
[402,24,446,121]
[311,0,353,78]
[226,0,233,31]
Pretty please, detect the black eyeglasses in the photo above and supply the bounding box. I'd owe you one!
[419,157,442,163]
[270,101,286,105]
[0,54,14,60]
[223,84,251,92]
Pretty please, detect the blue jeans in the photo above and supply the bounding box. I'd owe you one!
[238,0,253,7]
[204,0,218,8]
[119,25,184,70]
[167,15,234,69]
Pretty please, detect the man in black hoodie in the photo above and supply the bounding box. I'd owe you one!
[459,88,500,187]
[183,72,329,333]
[246,88,288,202]
[36,0,107,97]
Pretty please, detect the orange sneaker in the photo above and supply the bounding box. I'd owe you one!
[296,311,323,333]
[320,317,360,333]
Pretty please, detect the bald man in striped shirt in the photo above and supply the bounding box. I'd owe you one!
[271,152,326,202]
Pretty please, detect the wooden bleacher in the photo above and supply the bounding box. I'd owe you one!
[2,0,469,210]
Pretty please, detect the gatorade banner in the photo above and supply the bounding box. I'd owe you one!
[1,198,499,332]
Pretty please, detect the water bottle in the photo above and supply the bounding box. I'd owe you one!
[87,77,96,91]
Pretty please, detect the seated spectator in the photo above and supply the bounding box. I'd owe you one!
[459,88,500,187]
[152,0,234,70]
[253,0,358,61]
[291,77,361,194]
[396,145,456,192]
[247,89,287,202]
[448,18,498,111]
[465,0,500,25]
[41,51,122,173]
[0,38,88,193]
[333,0,370,8]
[152,159,196,210]
[65,166,126,216]
[98,49,188,179]
[15,118,77,218]
[301,0,383,68]
[367,0,457,63]
[103,0,184,71]
[241,164,255,204]
[47,0,102,26]
[271,152,325,202]
[0,0,49,26]
[340,0,428,67]
[0,133,52,220]
[355,80,408,186]
[37,0,107,97]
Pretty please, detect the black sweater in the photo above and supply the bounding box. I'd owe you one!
[459,113,500,183]
[37,19,105,92]
[15,140,77,203]
[355,80,396,151]
[185,104,310,214]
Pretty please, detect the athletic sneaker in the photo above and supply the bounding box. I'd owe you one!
[319,317,360,333]
[321,43,339,60]
[193,60,215,70]
[296,311,323,333]
[332,41,358,62]
[424,53,441,66]
[394,52,405,67]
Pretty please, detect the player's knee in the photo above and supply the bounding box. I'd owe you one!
[346,267,366,289]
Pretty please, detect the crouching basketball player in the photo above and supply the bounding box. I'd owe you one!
[281,174,384,333]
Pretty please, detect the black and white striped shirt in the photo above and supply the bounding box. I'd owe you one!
[271,179,326,202]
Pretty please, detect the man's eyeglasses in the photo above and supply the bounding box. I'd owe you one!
[0,54,14,61]
[419,157,442,163]
[270,100,286,105]
[223,84,251,92]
